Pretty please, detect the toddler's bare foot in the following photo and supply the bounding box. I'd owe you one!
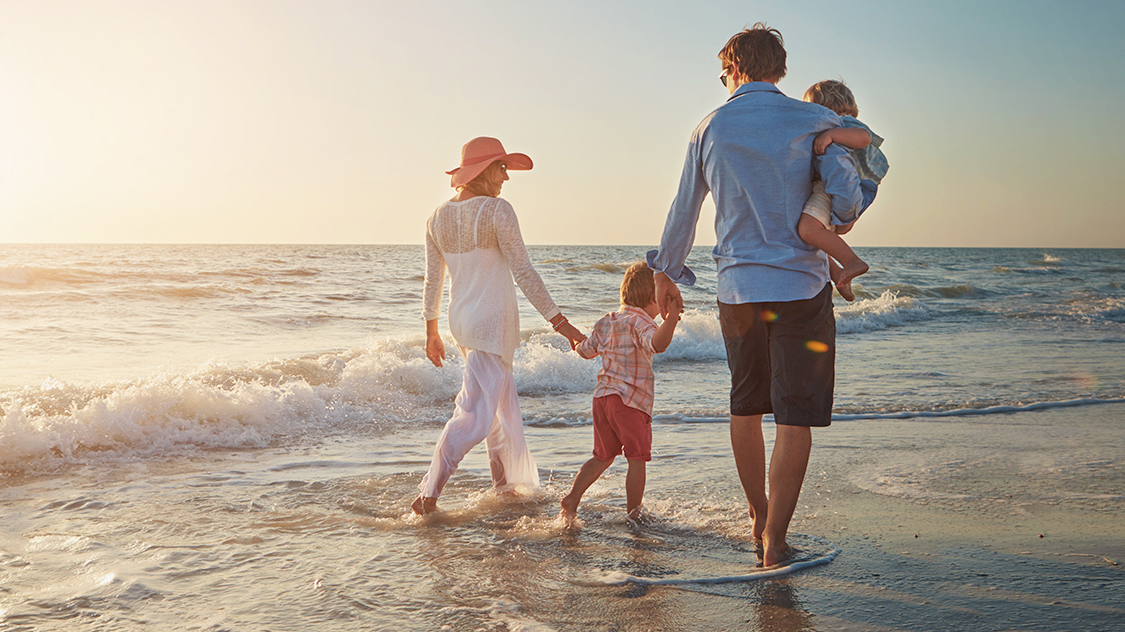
[411,495,438,515]
[558,510,579,528]
[834,260,868,302]
[626,505,647,524]
[837,260,869,287]
[749,526,765,555]
[559,494,579,527]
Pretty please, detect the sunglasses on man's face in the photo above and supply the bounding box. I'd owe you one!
[720,72,728,87]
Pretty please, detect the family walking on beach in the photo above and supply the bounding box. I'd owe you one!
[413,23,887,568]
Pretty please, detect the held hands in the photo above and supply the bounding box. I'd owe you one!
[652,294,682,354]
[550,314,586,350]
[665,302,684,321]
[654,272,683,319]
[556,321,587,351]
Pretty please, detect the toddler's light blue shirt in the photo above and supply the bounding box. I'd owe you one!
[649,82,864,304]
[841,115,889,184]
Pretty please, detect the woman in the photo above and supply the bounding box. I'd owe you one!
[413,137,585,515]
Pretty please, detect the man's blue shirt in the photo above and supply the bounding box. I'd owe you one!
[649,82,864,304]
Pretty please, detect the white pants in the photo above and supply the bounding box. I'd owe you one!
[801,180,839,232]
[419,349,540,498]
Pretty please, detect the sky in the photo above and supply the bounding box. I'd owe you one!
[1,0,1123,247]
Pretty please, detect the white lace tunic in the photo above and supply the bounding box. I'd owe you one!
[423,196,560,365]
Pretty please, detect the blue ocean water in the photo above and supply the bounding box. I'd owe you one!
[1,244,1123,470]
[1,244,1123,631]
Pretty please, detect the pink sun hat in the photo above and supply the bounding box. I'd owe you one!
[446,137,533,188]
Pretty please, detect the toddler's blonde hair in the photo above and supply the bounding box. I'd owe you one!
[804,79,859,118]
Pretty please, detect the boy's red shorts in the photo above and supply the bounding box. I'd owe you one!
[592,394,652,461]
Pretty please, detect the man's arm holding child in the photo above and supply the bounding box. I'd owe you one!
[817,137,865,228]
[652,308,682,353]
[813,127,870,156]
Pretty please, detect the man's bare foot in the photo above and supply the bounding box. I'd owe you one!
[559,494,579,527]
[762,540,795,567]
[411,495,438,515]
[749,514,766,542]
[750,524,764,555]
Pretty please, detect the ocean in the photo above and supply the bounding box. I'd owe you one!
[1,244,1123,630]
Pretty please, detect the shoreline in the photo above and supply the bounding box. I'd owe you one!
[0,401,1122,631]
[521,402,1125,630]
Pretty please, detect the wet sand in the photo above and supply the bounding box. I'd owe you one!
[522,403,1125,631]
[1,404,1122,631]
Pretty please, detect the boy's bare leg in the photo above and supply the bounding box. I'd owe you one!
[762,424,812,567]
[560,457,613,524]
[411,496,438,515]
[730,414,768,541]
[624,458,647,517]
[798,215,868,302]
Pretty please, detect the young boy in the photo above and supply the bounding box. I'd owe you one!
[799,79,889,301]
[559,262,681,526]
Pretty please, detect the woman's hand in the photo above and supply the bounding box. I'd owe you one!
[426,334,446,367]
[549,314,586,351]
[425,319,446,367]
[556,321,586,351]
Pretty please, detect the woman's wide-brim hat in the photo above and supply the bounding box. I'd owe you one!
[446,137,533,188]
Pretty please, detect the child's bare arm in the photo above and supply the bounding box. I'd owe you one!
[814,127,871,156]
[652,309,681,353]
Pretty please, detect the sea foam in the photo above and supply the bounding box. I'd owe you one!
[0,340,451,472]
[1077,296,1125,324]
[835,291,930,334]
[0,266,33,286]
[657,309,726,362]
[0,372,323,472]
[0,333,592,472]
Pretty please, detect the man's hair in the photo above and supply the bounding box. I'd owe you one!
[718,23,786,83]
[620,261,655,308]
[459,160,505,198]
[803,80,859,117]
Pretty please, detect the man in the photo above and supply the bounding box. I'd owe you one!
[648,24,863,566]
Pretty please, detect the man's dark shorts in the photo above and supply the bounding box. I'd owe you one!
[718,283,835,427]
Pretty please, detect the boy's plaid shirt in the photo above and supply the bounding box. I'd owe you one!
[576,306,657,415]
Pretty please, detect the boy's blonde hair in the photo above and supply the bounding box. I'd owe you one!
[620,261,655,308]
[803,79,859,118]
